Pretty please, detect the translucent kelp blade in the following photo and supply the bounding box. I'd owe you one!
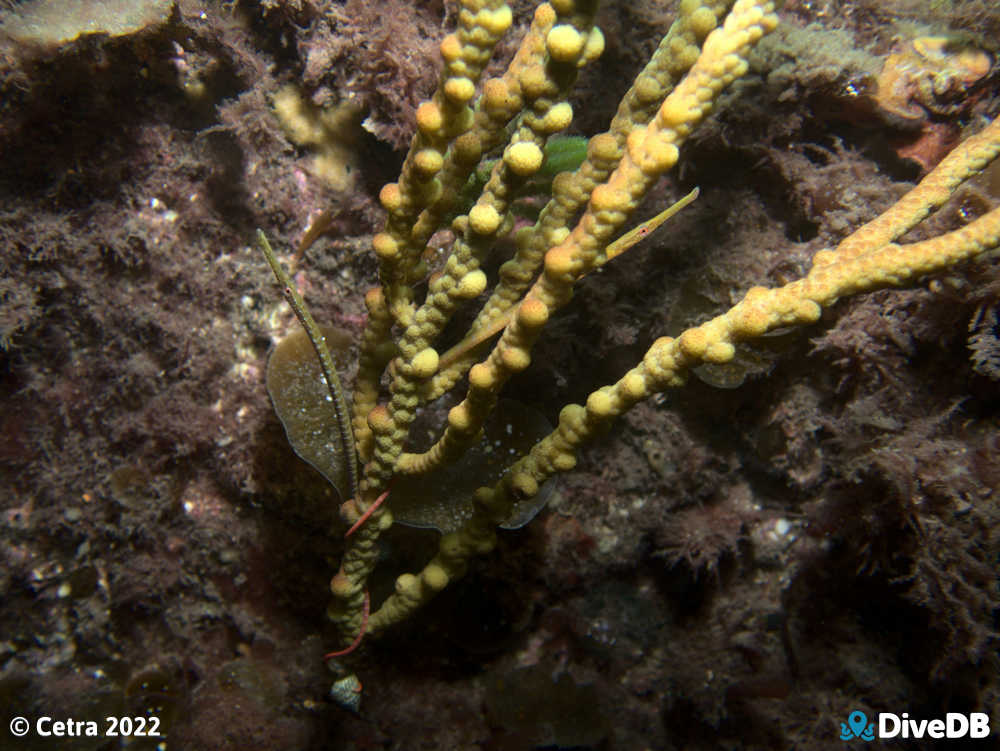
[266,325,354,500]
[390,399,556,533]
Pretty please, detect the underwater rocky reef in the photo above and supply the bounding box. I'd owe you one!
[1,0,998,749]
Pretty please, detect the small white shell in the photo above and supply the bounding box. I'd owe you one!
[330,674,362,714]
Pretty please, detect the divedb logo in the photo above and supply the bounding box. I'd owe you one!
[840,710,991,741]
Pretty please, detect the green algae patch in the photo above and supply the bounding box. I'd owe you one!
[389,399,556,533]
[266,324,354,502]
